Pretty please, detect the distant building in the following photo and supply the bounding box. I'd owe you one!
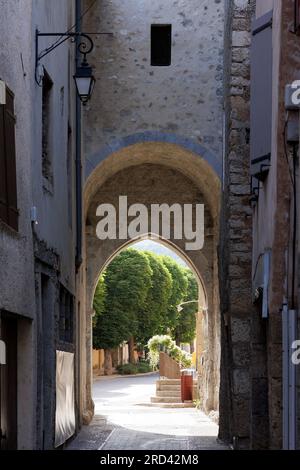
[249,0,300,449]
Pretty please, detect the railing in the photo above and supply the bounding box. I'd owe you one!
[159,351,180,379]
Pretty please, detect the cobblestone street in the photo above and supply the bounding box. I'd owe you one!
[67,374,228,451]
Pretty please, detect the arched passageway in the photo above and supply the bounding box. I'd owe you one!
[78,139,221,426]
[91,236,207,372]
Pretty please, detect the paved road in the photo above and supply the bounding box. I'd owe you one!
[67,374,228,451]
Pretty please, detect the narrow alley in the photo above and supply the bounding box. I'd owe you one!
[67,374,227,451]
[0,0,300,455]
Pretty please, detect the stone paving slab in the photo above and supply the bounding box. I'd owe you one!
[66,417,113,450]
[66,375,229,451]
[101,427,227,451]
[67,416,228,451]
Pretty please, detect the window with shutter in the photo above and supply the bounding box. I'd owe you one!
[42,72,53,186]
[295,0,300,35]
[0,86,18,230]
[0,103,7,222]
[250,10,273,181]
[59,285,74,344]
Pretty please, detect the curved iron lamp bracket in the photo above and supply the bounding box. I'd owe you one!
[35,29,111,86]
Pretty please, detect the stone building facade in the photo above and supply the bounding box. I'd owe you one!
[79,0,300,450]
[0,0,37,450]
[222,0,300,450]
[0,0,78,449]
[83,0,225,164]
[0,0,299,451]
[220,0,255,449]
[248,0,300,449]
[80,0,225,425]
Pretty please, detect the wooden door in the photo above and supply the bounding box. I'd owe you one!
[0,315,17,450]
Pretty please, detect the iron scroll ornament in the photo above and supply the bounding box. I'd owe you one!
[76,33,94,62]
[35,30,112,86]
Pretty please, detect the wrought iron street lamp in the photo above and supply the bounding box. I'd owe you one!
[35,30,108,104]
[73,57,96,104]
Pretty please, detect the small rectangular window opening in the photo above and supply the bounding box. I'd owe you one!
[151,24,172,66]
[42,71,53,184]
[295,0,300,34]
[59,284,74,344]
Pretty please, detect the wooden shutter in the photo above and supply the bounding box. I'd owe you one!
[5,89,18,230]
[250,10,273,180]
[0,87,18,230]
[295,0,300,35]
[0,103,8,222]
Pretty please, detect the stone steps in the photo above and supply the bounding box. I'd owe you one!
[157,379,181,386]
[151,396,183,404]
[150,379,196,408]
[156,390,181,398]
[158,384,181,392]
[148,402,195,409]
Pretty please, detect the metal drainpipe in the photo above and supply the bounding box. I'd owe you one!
[75,0,82,269]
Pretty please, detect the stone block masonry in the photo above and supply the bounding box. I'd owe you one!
[219,0,255,449]
[82,0,225,165]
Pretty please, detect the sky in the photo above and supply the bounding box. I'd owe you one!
[131,240,188,268]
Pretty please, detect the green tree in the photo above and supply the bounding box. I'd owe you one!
[93,249,152,370]
[161,256,188,337]
[92,274,106,334]
[136,252,172,347]
[174,269,198,344]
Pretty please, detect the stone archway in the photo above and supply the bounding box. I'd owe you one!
[90,234,208,378]
[79,139,221,425]
[90,234,207,306]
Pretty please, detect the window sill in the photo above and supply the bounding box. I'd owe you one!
[0,218,20,239]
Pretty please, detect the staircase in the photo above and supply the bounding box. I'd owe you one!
[150,379,195,408]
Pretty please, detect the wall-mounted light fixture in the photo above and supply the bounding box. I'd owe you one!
[35,30,97,104]
[73,56,96,105]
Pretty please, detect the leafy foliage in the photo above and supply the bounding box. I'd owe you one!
[92,274,106,328]
[136,252,172,346]
[116,361,153,375]
[175,269,198,344]
[147,334,192,368]
[92,247,198,358]
[161,256,188,334]
[93,249,152,350]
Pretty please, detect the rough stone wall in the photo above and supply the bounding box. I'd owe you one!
[80,0,227,428]
[246,0,273,446]
[81,0,226,420]
[85,161,220,414]
[267,0,300,449]
[30,0,78,448]
[265,0,300,450]
[0,0,36,321]
[80,0,266,441]
[82,0,224,163]
[0,0,77,450]
[250,0,300,449]
[31,0,77,294]
[220,0,255,449]
[86,164,214,305]
[81,139,222,421]
[0,0,36,449]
